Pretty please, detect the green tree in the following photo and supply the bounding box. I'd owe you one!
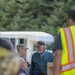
[0,0,75,37]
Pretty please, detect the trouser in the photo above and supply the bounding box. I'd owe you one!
[34,73,47,75]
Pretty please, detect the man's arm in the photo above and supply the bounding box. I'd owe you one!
[53,50,62,75]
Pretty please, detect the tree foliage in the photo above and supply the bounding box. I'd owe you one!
[0,0,75,37]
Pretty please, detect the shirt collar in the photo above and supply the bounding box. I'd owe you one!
[40,50,46,56]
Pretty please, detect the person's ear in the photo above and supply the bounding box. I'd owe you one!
[68,18,73,26]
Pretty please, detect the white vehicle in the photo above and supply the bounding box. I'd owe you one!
[46,50,53,53]
[0,31,54,64]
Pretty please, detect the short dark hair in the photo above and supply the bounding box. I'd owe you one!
[0,38,14,51]
[68,9,75,21]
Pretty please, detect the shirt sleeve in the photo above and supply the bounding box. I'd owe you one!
[49,53,54,62]
[53,33,62,51]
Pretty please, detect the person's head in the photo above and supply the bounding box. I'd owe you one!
[17,44,28,56]
[68,9,75,26]
[35,41,45,53]
[0,38,14,51]
[0,38,20,75]
[20,57,26,70]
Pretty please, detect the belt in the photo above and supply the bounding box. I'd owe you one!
[34,73,47,75]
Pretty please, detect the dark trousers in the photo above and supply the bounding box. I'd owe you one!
[34,73,47,75]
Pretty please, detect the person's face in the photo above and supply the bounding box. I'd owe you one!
[20,59,26,70]
[20,48,27,55]
[36,45,45,53]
